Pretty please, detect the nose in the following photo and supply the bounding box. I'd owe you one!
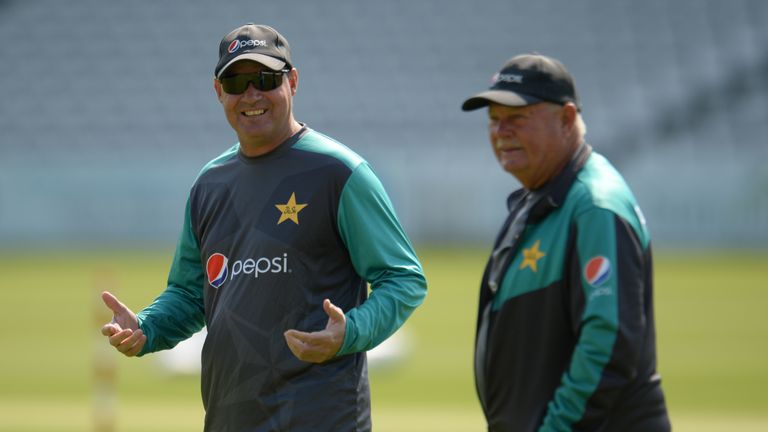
[241,82,263,100]
[491,119,516,137]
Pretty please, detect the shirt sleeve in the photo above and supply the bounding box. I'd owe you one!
[136,197,206,356]
[334,162,428,356]
[539,208,647,431]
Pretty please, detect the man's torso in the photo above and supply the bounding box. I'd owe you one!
[191,128,371,431]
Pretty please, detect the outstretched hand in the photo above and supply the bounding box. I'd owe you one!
[100,291,146,357]
[284,299,346,363]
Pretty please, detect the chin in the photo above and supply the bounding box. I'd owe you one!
[501,162,525,174]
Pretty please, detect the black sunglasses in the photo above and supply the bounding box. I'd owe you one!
[219,69,290,94]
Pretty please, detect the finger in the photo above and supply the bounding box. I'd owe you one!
[284,329,323,345]
[322,299,345,322]
[116,328,144,353]
[108,328,133,348]
[284,329,310,345]
[101,323,120,336]
[122,331,147,357]
[287,329,339,362]
[124,336,146,357]
[284,331,307,359]
[285,335,327,363]
[101,291,128,316]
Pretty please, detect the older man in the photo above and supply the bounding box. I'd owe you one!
[462,54,670,431]
[100,23,427,431]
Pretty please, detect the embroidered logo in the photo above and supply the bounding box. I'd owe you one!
[519,239,546,272]
[275,192,308,225]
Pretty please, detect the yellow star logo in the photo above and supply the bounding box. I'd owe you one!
[519,239,546,272]
[275,192,308,225]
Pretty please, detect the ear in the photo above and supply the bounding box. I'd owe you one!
[560,102,578,131]
[213,77,224,103]
[287,68,299,96]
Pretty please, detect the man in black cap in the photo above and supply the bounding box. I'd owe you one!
[462,53,671,431]
[99,23,427,431]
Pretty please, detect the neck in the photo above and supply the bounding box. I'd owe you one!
[239,119,302,157]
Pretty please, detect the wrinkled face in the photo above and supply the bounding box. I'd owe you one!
[488,102,575,189]
[214,60,298,156]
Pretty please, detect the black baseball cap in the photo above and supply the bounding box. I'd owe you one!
[214,24,292,78]
[461,53,580,111]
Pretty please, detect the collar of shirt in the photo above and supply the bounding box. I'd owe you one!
[237,124,310,163]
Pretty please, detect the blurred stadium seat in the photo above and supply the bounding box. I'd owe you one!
[0,0,766,247]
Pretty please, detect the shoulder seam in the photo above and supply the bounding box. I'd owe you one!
[197,144,239,179]
[293,129,365,171]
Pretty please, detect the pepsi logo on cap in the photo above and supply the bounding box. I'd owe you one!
[207,253,229,288]
[227,40,240,54]
[584,256,611,286]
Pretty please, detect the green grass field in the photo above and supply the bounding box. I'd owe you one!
[0,247,766,431]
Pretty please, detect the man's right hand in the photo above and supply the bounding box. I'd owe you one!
[100,291,146,357]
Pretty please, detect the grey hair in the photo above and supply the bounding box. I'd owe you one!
[575,112,587,140]
[545,102,587,140]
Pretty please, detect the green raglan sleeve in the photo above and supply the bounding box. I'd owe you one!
[539,207,646,431]
[335,162,427,356]
[136,197,206,356]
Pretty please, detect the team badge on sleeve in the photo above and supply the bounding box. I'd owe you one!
[584,256,611,286]
[207,253,229,288]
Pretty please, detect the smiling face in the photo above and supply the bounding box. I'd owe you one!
[214,60,301,157]
[487,102,579,190]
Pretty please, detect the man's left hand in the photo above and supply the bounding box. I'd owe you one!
[284,299,346,363]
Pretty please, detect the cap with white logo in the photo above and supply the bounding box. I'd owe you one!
[461,53,580,111]
[214,23,292,78]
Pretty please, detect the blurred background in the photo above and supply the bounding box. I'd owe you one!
[0,0,766,431]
